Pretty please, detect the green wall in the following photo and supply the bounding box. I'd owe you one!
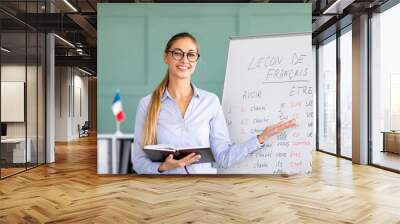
[98,3,311,134]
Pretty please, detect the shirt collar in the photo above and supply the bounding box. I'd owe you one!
[192,83,201,98]
[161,83,201,102]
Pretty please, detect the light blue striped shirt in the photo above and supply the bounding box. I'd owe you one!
[132,84,264,174]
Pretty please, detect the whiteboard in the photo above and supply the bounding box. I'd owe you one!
[1,82,25,122]
[218,33,314,174]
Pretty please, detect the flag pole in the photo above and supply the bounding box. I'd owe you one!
[116,121,122,136]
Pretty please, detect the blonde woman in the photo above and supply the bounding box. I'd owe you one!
[133,32,295,174]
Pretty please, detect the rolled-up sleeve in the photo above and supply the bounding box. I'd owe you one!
[209,96,264,169]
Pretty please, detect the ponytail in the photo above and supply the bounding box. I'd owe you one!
[142,73,169,147]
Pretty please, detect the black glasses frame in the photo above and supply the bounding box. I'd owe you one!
[167,49,200,62]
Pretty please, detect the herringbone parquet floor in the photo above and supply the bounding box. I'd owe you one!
[1,134,400,224]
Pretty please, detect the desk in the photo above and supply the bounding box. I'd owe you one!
[382,131,400,154]
[97,134,134,174]
[1,138,31,163]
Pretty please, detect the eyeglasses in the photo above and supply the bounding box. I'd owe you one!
[167,48,200,63]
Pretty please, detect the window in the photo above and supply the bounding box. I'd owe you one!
[371,3,400,171]
[339,28,352,158]
[0,1,47,179]
[318,36,337,154]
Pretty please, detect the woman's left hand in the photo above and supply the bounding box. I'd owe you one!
[257,119,297,144]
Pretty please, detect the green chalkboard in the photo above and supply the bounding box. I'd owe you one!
[98,3,311,134]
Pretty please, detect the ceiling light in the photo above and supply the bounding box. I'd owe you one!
[322,0,355,15]
[78,67,93,76]
[63,0,78,12]
[1,47,11,53]
[323,0,344,14]
[54,34,75,48]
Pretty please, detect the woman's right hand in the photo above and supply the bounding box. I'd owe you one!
[158,153,201,172]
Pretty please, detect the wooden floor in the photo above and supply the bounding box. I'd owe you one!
[1,163,44,178]
[372,151,400,171]
[1,167,26,178]
[1,135,400,224]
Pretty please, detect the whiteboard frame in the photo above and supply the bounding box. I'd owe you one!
[228,32,312,40]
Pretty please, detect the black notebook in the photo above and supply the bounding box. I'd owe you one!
[143,144,215,164]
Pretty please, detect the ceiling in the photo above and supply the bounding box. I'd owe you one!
[0,0,392,75]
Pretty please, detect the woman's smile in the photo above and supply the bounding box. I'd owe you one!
[176,64,190,71]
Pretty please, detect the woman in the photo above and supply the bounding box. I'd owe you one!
[133,32,295,174]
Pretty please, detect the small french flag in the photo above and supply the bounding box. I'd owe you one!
[112,91,125,122]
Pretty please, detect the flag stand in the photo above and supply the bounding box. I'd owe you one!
[115,121,123,136]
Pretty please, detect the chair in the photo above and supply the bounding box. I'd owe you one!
[78,121,90,138]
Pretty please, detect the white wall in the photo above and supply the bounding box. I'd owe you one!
[1,63,46,164]
[55,66,69,141]
[1,65,39,138]
[77,71,89,138]
[1,65,26,137]
[71,72,89,138]
[55,67,89,141]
